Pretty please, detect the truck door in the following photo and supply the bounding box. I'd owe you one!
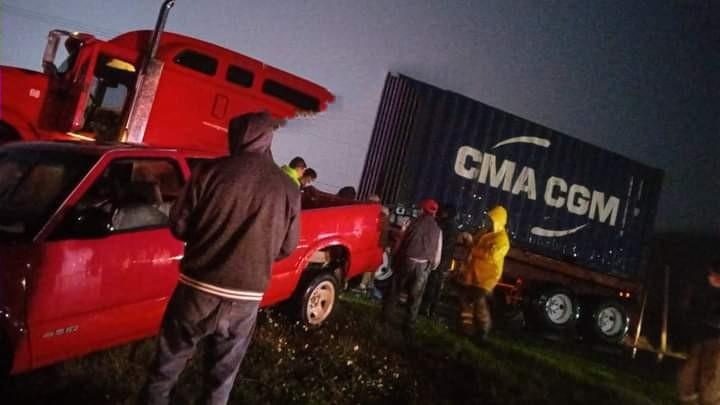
[29,156,184,368]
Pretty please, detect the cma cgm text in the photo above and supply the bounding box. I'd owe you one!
[454,145,621,227]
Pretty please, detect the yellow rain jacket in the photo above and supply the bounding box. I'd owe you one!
[458,206,510,292]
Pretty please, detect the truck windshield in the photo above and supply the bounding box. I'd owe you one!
[82,54,137,141]
[0,150,97,240]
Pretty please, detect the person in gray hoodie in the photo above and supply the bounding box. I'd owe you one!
[140,111,300,405]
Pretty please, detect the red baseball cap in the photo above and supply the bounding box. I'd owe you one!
[420,199,439,216]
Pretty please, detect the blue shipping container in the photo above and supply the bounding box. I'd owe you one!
[359,73,663,280]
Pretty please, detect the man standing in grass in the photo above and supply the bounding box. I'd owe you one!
[140,112,300,405]
[382,199,442,338]
[455,206,510,340]
[677,259,720,405]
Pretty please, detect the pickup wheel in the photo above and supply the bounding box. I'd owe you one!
[299,273,338,326]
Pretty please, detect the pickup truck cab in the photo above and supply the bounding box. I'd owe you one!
[0,141,382,377]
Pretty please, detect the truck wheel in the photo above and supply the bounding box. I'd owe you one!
[528,287,579,331]
[580,299,630,344]
[299,273,338,326]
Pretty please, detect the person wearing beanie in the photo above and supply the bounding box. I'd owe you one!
[382,198,442,338]
[141,112,300,405]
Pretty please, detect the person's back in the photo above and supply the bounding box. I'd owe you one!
[174,153,299,295]
[171,112,300,297]
[461,206,510,293]
[383,199,442,336]
[143,112,299,405]
[455,205,510,339]
[396,213,441,264]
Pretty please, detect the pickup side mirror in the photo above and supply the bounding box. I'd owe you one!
[52,206,113,240]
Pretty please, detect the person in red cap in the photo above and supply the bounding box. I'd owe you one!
[382,198,442,338]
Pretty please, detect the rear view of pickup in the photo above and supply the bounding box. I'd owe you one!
[0,141,382,377]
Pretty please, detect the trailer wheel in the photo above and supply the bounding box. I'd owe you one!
[580,299,630,344]
[528,287,579,331]
[298,273,338,326]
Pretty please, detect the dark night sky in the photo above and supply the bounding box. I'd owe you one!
[2,0,718,234]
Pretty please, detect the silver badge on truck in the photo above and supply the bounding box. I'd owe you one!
[42,325,79,338]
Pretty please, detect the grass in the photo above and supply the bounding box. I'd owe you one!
[4,293,678,404]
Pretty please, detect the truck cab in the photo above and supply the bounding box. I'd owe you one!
[1,28,333,152]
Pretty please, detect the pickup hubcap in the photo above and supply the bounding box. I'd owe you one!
[306,280,336,325]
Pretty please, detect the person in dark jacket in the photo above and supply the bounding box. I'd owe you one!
[382,199,442,337]
[677,259,720,405]
[420,204,459,318]
[140,111,300,405]
[300,168,317,189]
[337,186,357,200]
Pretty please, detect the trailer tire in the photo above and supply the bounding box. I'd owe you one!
[580,299,630,344]
[297,272,338,326]
[527,287,579,331]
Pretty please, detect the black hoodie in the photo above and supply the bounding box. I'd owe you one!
[170,112,300,300]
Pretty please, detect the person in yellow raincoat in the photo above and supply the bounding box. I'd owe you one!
[455,206,510,339]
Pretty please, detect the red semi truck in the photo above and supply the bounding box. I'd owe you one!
[0,141,382,377]
[0,0,334,152]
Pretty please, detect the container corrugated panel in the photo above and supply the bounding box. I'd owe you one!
[359,73,663,280]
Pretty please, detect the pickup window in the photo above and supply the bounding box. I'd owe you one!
[0,150,97,239]
[63,158,184,234]
[52,158,183,235]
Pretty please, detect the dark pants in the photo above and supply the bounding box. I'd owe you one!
[458,285,492,339]
[420,267,448,317]
[382,259,431,331]
[677,338,720,404]
[140,284,259,405]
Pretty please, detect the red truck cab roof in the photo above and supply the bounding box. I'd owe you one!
[110,30,335,115]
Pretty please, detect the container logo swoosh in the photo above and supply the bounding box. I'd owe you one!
[530,224,588,238]
[492,136,551,149]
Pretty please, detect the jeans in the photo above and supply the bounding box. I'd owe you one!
[382,258,431,330]
[421,267,448,317]
[140,284,260,405]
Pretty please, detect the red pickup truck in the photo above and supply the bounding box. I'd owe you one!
[0,141,382,378]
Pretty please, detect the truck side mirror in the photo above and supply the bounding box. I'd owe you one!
[52,206,113,240]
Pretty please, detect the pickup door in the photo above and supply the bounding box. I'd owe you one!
[27,153,186,369]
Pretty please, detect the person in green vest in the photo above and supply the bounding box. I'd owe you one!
[281,156,306,188]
